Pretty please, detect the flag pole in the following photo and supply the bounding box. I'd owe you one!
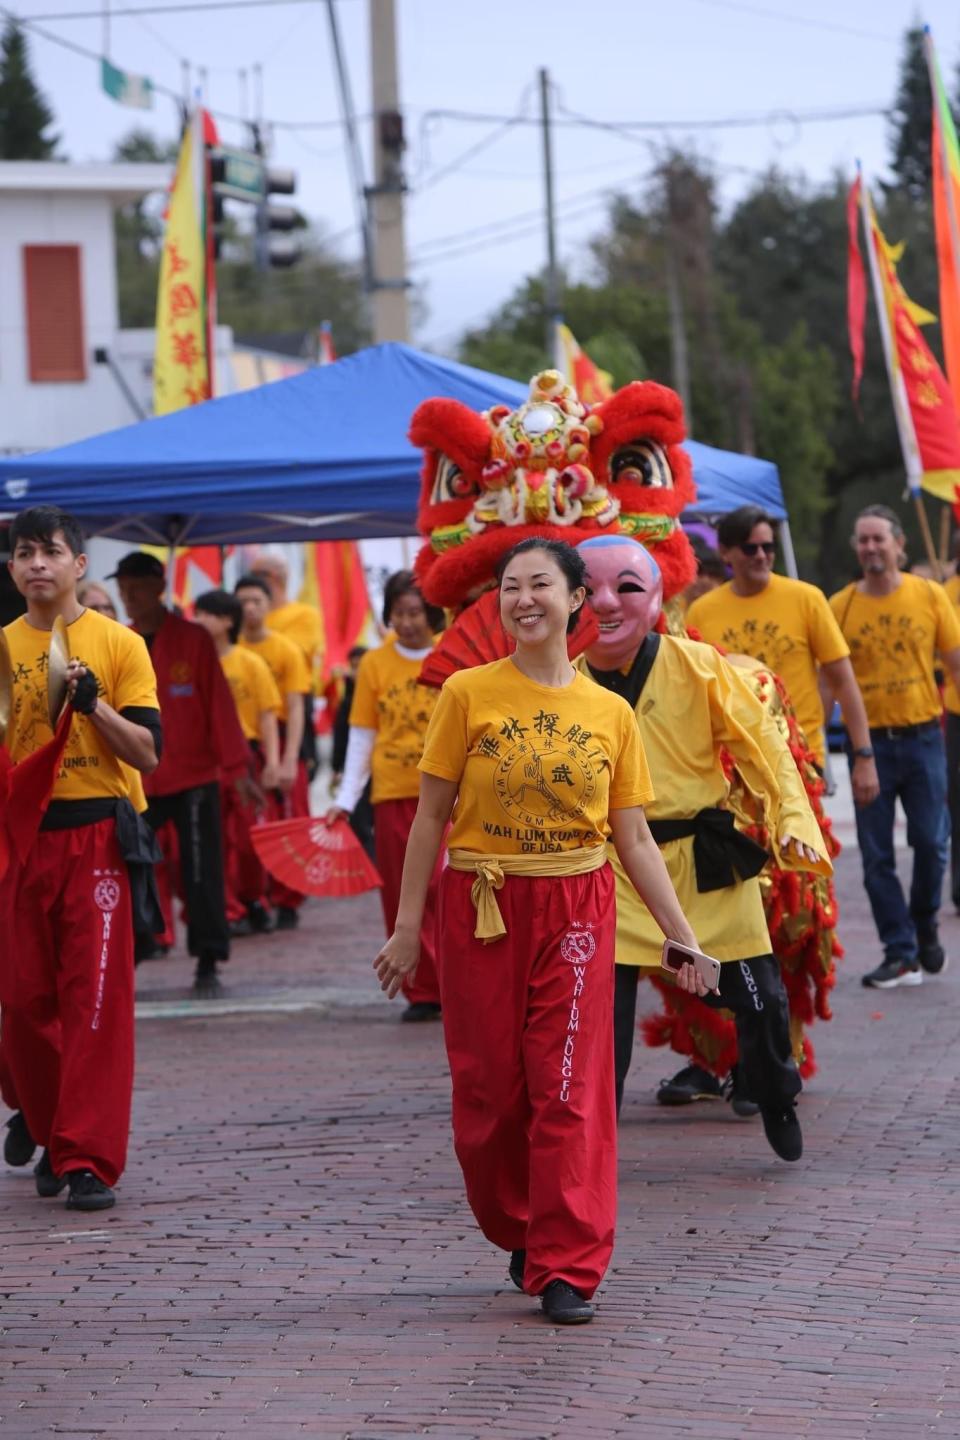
[859,173,941,577]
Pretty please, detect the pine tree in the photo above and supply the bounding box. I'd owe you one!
[888,26,932,201]
[0,20,59,160]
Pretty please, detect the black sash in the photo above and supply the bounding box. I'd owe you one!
[648,808,769,893]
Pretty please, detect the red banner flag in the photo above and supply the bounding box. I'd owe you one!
[847,175,867,406]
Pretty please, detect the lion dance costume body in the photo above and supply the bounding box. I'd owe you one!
[411,369,840,1080]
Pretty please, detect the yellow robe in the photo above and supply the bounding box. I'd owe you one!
[581,636,831,965]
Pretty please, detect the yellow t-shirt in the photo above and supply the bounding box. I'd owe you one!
[221,645,282,743]
[270,601,323,689]
[943,575,960,716]
[239,630,311,722]
[686,572,849,764]
[419,657,653,855]
[349,636,439,805]
[829,573,960,728]
[4,609,158,802]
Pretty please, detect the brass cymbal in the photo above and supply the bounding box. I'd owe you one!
[0,628,12,749]
[48,614,70,729]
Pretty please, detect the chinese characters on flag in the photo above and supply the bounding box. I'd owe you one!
[153,110,214,415]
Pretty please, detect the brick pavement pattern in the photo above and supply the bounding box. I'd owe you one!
[3,847,960,1438]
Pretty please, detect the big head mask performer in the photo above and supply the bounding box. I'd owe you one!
[579,533,830,1158]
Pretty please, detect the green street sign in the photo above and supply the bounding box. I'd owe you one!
[211,148,264,203]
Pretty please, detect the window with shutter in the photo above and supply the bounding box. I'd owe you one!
[23,245,87,383]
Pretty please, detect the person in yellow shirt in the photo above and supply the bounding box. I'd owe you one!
[830,505,960,988]
[250,552,323,779]
[578,536,828,1157]
[943,561,960,910]
[686,506,878,798]
[3,505,160,1213]
[194,589,283,937]
[327,571,445,1021]
[235,574,312,928]
[375,537,700,1327]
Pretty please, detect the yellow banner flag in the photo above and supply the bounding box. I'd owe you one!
[154,110,211,415]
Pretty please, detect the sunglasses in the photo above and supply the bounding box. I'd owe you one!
[739,541,776,557]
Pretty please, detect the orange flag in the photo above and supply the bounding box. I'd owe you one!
[555,323,614,404]
[926,29,960,416]
[852,176,960,509]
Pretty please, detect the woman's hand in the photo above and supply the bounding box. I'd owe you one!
[779,833,822,865]
[324,806,348,827]
[374,925,420,999]
[672,960,714,997]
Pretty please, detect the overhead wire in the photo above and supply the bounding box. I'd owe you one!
[681,0,898,45]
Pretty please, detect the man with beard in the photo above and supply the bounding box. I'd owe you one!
[830,505,960,988]
[578,535,831,1161]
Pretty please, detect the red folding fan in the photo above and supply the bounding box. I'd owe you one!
[251,817,382,898]
[419,587,599,688]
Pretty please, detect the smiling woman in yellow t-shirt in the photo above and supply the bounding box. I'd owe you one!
[373,538,699,1328]
[327,571,445,1020]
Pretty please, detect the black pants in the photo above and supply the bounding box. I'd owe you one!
[613,956,801,1117]
[144,782,229,962]
[946,713,960,910]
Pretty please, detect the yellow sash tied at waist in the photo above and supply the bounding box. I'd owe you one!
[447,846,607,943]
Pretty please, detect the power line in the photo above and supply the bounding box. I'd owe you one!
[19,0,353,17]
[682,0,898,45]
[419,99,891,136]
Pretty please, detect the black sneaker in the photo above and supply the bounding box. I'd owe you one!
[508,1249,526,1291]
[656,1064,723,1106]
[540,1280,594,1325]
[247,901,276,934]
[65,1170,116,1212]
[722,1067,760,1119]
[4,1110,36,1167]
[917,938,948,976]
[228,916,253,938]
[760,1103,803,1162]
[861,957,923,989]
[34,1150,67,1197]
[400,1001,442,1023]
[275,906,300,931]
[193,956,223,997]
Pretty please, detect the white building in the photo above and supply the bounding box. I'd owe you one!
[0,161,232,454]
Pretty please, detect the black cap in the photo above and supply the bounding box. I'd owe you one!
[106,552,166,581]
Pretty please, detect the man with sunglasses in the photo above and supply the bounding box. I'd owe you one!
[687,506,876,794]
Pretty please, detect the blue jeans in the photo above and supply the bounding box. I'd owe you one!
[849,725,949,961]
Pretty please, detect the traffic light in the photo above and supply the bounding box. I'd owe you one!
[258,167,302,270]
[207,145,302,270]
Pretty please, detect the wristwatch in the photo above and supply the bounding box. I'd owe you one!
[853,746,874,760]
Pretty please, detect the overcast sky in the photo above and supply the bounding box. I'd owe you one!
[13,0,960,351]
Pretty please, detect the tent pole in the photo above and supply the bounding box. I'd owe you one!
[778,518,799,579]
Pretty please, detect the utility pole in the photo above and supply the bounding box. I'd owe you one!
[665,245,692,427]
[539,66,562,369]
[368,0,410,342]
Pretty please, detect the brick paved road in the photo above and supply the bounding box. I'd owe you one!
[3,813,960,1437]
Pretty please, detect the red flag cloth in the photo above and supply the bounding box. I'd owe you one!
[932,108,960,415]
[314,542,371,677]
[847,176,867,407]
[0,704,74,876]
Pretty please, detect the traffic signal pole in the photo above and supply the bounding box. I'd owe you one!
[368,0,410,343]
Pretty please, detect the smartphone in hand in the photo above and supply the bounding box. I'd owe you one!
[660,940,722,994]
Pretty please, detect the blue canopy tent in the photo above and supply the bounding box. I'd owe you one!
[0,342,787,549]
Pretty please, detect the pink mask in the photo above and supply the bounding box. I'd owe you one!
[579,538,663,670]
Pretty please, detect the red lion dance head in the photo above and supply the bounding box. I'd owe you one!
[410,368,697,608]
